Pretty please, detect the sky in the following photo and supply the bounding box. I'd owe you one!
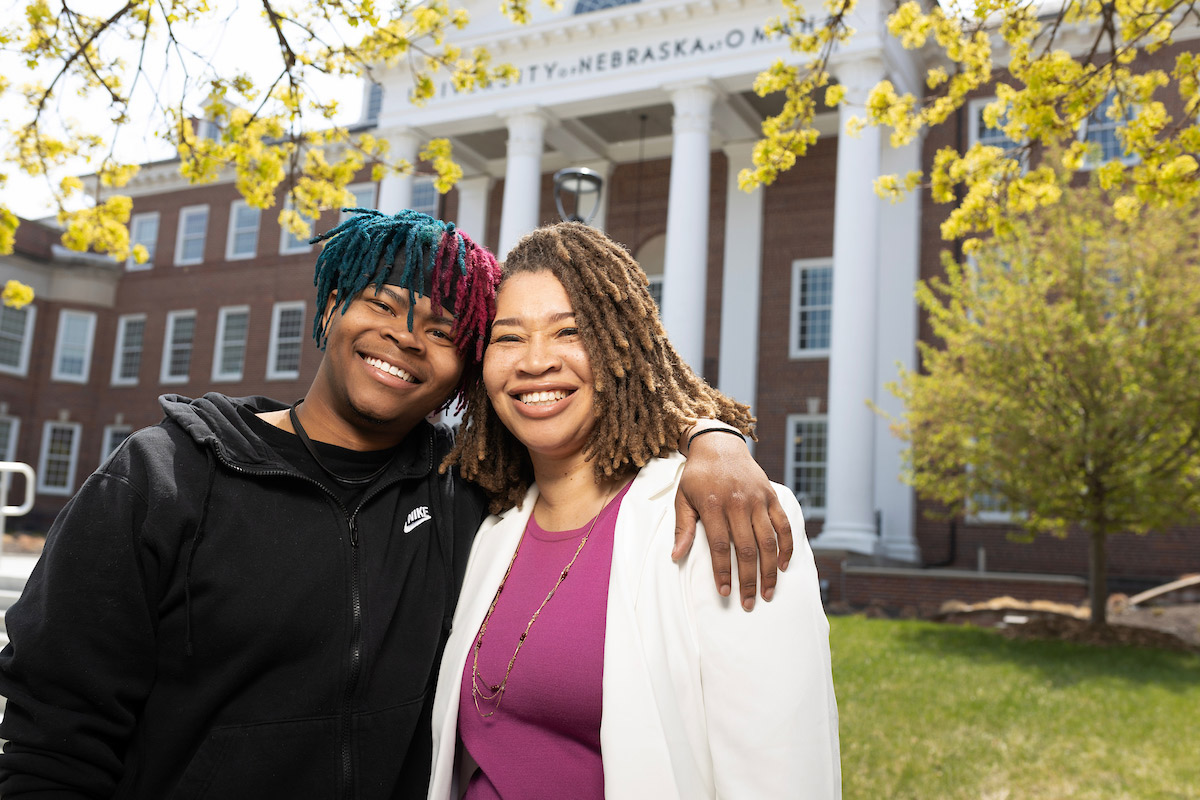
[0,2,364,221]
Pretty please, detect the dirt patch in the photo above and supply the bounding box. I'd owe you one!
[933,596,1200,653]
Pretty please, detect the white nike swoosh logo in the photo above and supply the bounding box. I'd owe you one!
[403,516,432,534]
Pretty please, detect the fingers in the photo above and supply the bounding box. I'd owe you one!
[714,492,761,611]
[767,492,793,572]
[672,491,700,562]
[752,504,780,602]
[697,495,734,598]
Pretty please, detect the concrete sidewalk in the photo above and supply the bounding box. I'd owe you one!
[0,553,38,582]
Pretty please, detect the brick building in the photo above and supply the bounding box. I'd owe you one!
[2,0,1197,605]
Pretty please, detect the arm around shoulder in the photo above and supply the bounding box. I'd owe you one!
[687,486,841,799]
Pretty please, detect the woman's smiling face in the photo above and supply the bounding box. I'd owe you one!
[483,270,597,466]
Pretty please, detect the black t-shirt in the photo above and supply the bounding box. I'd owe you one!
[237,405,398,510]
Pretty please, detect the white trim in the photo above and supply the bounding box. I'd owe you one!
[784,413,828,518]
[0,302,37,377]
[174,204,209,266]
[37,421,81,496]
[160,310,197,384]
[267,301,306,380]
[279,202,315,255]
[789,258,833,359]
[0,414,19,461]
[340,182,378,223]
[111,313,147,386]
[100,423,133,462]
[51,309,97,384]
[212,305,251,382]
[127,211,160,270]
[225,200,261,260]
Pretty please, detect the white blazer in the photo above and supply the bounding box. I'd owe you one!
[429,454,841,799]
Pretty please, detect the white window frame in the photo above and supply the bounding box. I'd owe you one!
[212,305,251,382]
[127,211,160,271]
[340,182,378,223]
[0,302,37,377]
[111,313,147,386]
[101,423,133,462]
[1080,91,1139,170]
[279,202,315,255]
[0,415,19,461]
[174,204,210,266]
[789,258,833,359]
[160,310,197,384]
[225,200,261,261]
[784,414,828,517]
[267,301,306,380]
[37,421,82,496]
[51,309,97,383]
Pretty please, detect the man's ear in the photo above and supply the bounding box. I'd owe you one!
[320,290,340,331]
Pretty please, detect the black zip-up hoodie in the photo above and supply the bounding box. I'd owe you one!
[0,393,486,799]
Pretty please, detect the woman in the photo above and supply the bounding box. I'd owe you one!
[432,223,840,798]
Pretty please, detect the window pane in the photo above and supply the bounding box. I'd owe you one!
[0,419,13,460]
[220,311,249,374]
[412,181,438,216]
[57,313,92,377]
[118,318,145,380]
[132,214,159,265]
[791,419,828,510]
[168,316,195,377]
[0,306,30,369]
[795,266,833,352]
[274,307,304,373]
[44,426,75,488]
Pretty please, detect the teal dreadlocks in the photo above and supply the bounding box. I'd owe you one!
[310,207,501,409]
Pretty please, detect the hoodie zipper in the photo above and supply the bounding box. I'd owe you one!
[210,428,436,800]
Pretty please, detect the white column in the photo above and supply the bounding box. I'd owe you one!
[454,175,492,244]
[812,56,887,556]
[498,109,548,256]
[661,82,718,372]
[376,128,421,213]
[717,141,764,453]
[874,134,923,563]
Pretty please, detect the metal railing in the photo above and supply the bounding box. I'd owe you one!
[0,462,36,566]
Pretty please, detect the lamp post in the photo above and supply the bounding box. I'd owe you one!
[553,167,603,224]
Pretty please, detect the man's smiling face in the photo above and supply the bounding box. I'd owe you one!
[308,285,465,446]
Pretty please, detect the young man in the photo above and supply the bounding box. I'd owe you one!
[0,210,792,799]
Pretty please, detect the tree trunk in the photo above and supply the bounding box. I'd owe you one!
[1088,528,1108,627]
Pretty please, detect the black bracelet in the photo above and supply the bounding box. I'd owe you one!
[687,427,747,450]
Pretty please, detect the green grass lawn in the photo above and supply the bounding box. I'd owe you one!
[830,616,1200,800]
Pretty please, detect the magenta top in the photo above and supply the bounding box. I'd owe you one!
[457,483,632,800]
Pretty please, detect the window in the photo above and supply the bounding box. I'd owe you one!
[161,310,197,383]
[340,183,378,223]
[52,309,97,383]
[968,96,1024,156]
[785,414,828,515]
[213,306,250,382]
[365,83,384,123]
[175,205,209,265]
[225,200,261,260]
[647,276,664,310]
[574,0,640,13]
[101,424,132,462]
[111,314,146,386]
[280,202,316,255]
[267,301,306,380]
[1081,92,1138,168]
[790,259,833,357]
[411,177,439,218]
[0,303,36,377]
[37,421,81,496]
[0,415,18,461]
[127,212,160,270]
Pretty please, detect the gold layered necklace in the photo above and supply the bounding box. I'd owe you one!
[470,486,615,718]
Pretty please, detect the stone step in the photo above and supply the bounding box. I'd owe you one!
[0,589,23,615]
